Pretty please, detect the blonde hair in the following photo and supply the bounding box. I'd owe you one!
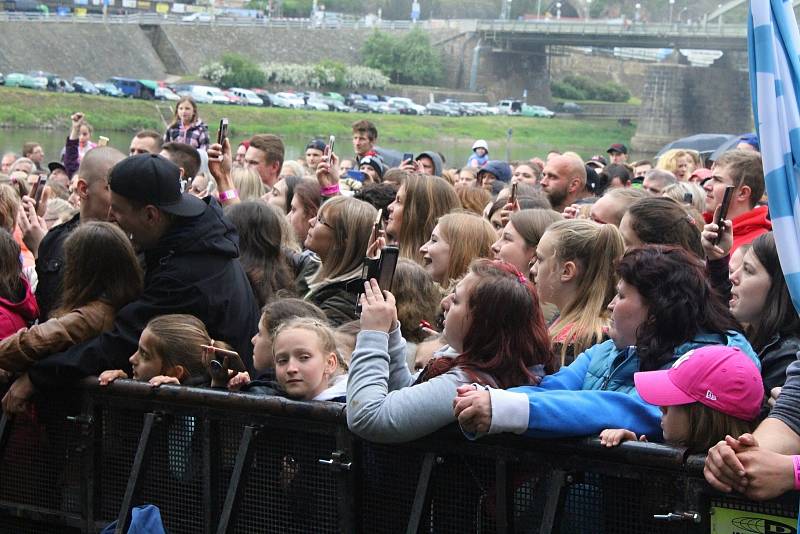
[231,166,266,201]
[509,209,563,248]
[662,182,706,213]
[397,174,460,263]
[273,317,345,372]
[280,160,305,178]
[44,198,78,226]
[145,314,229,381]
[0,183,20,232]
[546,219,625,363]
[456,186,491,215]
[440,169,458,186]
[657,149,699,176]
[312,196,377,283]
[437,212,496,287]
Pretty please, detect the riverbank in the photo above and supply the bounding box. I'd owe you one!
[0,87,635,154]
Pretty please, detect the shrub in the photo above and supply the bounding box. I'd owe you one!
[551,74,630,103]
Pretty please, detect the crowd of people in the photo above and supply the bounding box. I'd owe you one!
[0,94,798,503]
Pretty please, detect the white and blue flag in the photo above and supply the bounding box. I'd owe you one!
[749,0,800,313]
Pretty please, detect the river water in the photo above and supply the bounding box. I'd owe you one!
[0,127,587,170]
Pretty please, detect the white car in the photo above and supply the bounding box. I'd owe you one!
[274,92,305,108]
[386,97,426,115]
[305,98,330,111]
[156,87,180,101]
[229,88,264,106]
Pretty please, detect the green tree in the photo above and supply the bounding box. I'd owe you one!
[362,29,442,86]
[218,53,267,89]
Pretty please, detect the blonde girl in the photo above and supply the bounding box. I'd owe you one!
[531,219,625,365]
[657,149,699,181]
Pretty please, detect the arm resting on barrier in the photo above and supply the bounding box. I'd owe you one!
[347,330,465,443]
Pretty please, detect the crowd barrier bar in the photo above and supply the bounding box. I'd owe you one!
[0,379,796,534]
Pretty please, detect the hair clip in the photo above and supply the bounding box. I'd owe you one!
[518,273,527,284]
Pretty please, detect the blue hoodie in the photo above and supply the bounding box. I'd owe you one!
[482,331,758,441]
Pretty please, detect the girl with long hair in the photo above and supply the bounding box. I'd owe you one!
[347,259,555,443]
[619,196,704,258]
[385,174,459,263]
[0,222,142,371]
[303,196,377,326]
[531,219,624,365]
[163,97,210,151]
[225,202,295,307]
[0,229,37,340]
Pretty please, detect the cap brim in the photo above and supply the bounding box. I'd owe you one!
[158,193,207,218]
[634,370,696,407]
[47,161,67,173]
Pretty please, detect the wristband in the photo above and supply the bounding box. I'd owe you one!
[218,189,238,201]
[321,184,340,196]
[792,455,800,490]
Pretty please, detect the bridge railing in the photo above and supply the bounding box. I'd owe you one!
[475,19,748,37]
[0,379,796,533]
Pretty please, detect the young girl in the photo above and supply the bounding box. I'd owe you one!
[419,212,496,289]
[619,196,704,258]
[386,174,460,264]
[163,97,210,151]
[492,209,562,276]
[98,314,219,387]
[0,222,142,372]
[600,345,762,453]
[0,229,37,340]
[531,219,624,365]
[347,259,556,443]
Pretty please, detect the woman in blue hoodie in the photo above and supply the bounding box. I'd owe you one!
[454,245,760,441]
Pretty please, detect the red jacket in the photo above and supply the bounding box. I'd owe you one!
[0,277,39,340]
[731,205,771,252]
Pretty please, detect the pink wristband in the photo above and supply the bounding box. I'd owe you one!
[792,455,800,490]
[321,184,340,196]
[218,189,238,201]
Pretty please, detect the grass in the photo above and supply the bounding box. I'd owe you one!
[0,87,636,153]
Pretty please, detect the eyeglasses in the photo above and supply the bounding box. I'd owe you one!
[316,213,335,231]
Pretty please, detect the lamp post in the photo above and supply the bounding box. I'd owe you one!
[635,2,641,24]
[556,2,561,20]
[586,0,591,21]
[507,0,513,20]
[669,0,675,24]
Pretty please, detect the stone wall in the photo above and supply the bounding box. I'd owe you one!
[0,22,167,80]
[550,50,650,96]
[631,63,751,153]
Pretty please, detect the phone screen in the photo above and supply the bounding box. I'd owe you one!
[713,185,735,245]
[327,135,335,163]
[377,246,400,292]
[402,153,413,163]
[217,118,229,145]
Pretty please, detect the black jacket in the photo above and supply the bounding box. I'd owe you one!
[306,279,359,327]
[28,197,260,390]
[759,333,800,393]
[34,212,80,320]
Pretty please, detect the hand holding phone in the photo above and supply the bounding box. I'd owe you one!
[712,185,735,246]
[30,175,47,212]
[509,182,518,206]
[217,118,229,146]
[326,135,335,164]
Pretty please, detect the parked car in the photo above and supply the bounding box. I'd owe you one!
[304,97,330,111]
[176,85,227,105]
[6,73,43,89]
[386,97,426,115]
[0,73,4,85]
[72,77,100,95]
[223,90,247,105]
[48,77,74,92]
[325,100,353,112]
[27,71,51,90]
[109,77,155,99]
[344,93,363,106]
[274,92,305,108]
[95,82,123,97]
[497,99,523,115]
[522,104,555,118]
[250,89,273,106]
[556,101,583,113]
[425,102,459,117]
[351,99,373,113]
[155,86,180,101]
[323,92,345,103]
[229,88,264,106]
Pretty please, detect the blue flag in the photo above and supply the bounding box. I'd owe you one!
[749,0,800,313]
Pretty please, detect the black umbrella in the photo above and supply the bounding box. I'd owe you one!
[656,133,738,159]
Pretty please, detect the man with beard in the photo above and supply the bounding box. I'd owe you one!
[539,155,587,213]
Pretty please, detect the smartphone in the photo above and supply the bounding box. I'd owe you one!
[98,136,109,147]
[201,344,246,372]
[345,170,366,183]
[402,152,413,164]
[371,209,383,248]
[30,175,47,210]
[326,135,335,163]
[217,118,229,146]
[713,185,735,245]
[509,182,518,205]
[376,246,399,292]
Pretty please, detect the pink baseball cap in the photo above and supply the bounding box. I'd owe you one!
[634,345,763,421]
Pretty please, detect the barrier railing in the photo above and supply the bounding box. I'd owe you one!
[0,379,796,533]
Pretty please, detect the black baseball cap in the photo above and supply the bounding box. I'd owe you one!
[306,139,327,152]
[47,161,67,174]
[606,143,628,155]
[109,154,206,218]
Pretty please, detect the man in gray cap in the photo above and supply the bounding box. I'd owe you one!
[4,154,260,412]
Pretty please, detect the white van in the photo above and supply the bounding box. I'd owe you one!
[229,88,264,106]
[189,85,230,105]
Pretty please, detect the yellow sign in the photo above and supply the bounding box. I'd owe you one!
[711,506,796,534]
[74,7,87,15]
[156,3,169,13]
[137,0,150,8]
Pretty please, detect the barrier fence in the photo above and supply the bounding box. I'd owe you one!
[0,379,797,534]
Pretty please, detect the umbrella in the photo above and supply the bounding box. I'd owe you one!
[655,133,737,159]
[708,136,744,162]
[749,0,800,312]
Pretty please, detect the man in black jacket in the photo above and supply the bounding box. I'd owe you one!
[3,154,260,412]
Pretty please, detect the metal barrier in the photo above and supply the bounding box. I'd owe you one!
[0,379,796,533]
